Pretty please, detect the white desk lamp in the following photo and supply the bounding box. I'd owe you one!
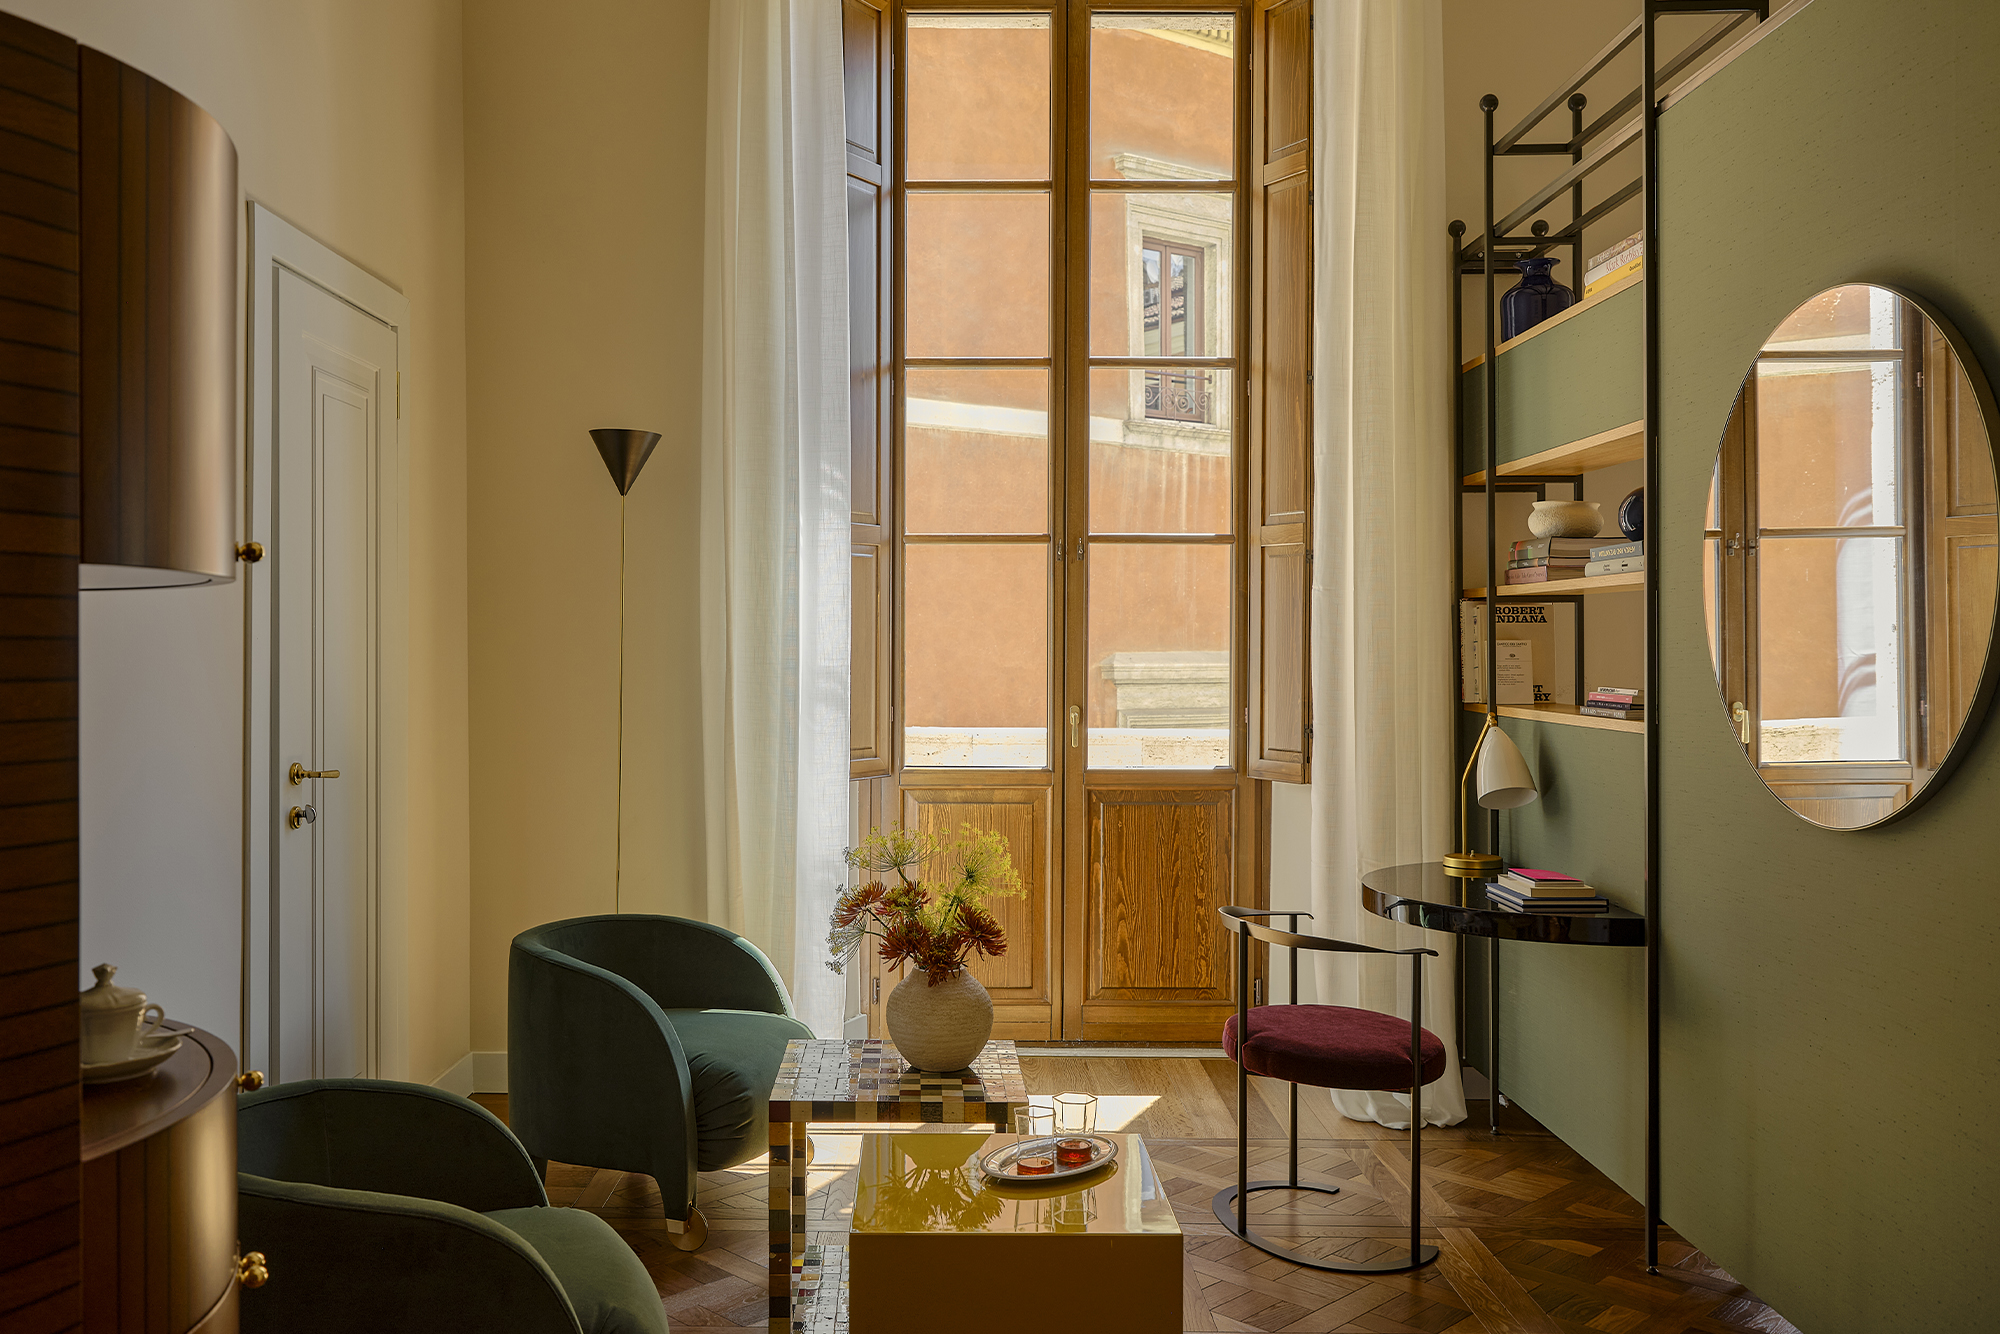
[1443,713,1540,879]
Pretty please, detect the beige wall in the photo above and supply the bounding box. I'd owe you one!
[12,0,474,1083]
[463,0,711,1052]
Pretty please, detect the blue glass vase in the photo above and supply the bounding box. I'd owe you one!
[1500,256,1577,340]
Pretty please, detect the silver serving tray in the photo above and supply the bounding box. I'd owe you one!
[979,1133,1119,1184]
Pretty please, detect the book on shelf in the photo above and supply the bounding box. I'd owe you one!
[1584,231,1643,297]
[1580,703,1644,720]
[1500,869,1593,895]
[1486,885,1610,914]
[1460,601,1578,705]
[1585,554,1646,577]
[1505,566,1568,585]
[1509,555,1588,570]
[1588,539,1644,560]
[1592,685,1641,697]
[1512,537,1601,559]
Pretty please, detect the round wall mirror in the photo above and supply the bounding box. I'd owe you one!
[1704,284,2000,829]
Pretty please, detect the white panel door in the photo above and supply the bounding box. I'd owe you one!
[272,268,394,1082]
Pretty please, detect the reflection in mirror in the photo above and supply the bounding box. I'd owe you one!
[1705,285,2000,828]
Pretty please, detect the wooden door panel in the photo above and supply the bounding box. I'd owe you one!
[1083,789,1234,1027]
[901,786,1053,1037]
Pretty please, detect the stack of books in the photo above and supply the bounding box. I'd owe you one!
[1485,868,1610,914]
[1580,687,1642,721]
[1504,537,1598,584]
[1584,537,1645,577]
[1584,232,1643,298]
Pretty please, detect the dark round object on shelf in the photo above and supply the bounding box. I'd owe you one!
[1618,487,1644,540]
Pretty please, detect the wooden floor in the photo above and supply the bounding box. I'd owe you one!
[474,1057,1799,1334]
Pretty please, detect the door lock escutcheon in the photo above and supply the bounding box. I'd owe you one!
[1731,702,1752,746]
[289,763,341,785]
[287,805,316,830]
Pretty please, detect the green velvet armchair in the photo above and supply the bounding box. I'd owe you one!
[237,1079,667,1334]
[509,915,815,1249]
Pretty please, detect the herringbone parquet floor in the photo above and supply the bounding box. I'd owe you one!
[474,1056,1800,1334]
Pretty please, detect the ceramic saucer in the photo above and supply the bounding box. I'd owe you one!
[82,1033,183,1085]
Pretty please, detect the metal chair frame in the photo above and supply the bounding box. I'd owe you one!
[1214,905,1441,1273]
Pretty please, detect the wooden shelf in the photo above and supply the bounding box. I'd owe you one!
[1463,570,1644,598]
[1463,419,1643,485]
[1459,269,1642,372]
[1462,702,1644,734]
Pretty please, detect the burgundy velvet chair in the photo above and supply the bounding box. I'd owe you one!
[1216,905,1446,1273]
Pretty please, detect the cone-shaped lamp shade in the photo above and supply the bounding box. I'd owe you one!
[1475,725,1539,810]
[590,428,663,496]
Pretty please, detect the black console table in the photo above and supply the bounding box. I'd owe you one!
[1361,862,1644,1133]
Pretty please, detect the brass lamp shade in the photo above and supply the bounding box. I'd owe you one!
[590,429,663,496]
[77,50,239,590]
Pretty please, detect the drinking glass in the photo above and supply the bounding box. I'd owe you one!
[1012,1105,1054,1140]
[1052,1092,1097,1136]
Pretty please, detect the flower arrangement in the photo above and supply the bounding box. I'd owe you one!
[827,824,1023,986]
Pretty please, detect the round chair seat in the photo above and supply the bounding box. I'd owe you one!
[1223,1005,1446,1091]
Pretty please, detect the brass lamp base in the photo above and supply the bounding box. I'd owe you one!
[1442,851,1503,879]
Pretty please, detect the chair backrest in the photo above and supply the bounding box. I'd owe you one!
[516,913,795,1016]
[1217,905,1435,959]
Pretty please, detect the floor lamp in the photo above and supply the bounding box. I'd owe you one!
[589,428,663,912]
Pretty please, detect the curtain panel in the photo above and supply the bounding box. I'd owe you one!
[700,0,851,1039]
[1309,0,1467,1128]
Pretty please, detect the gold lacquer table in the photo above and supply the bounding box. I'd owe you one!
[767,1038,1029,1333]
[845,1132,1181,1334]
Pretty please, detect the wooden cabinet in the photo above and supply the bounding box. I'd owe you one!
[81,1028,244,1334]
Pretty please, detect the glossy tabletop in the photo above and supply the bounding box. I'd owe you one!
[1361,862,1646,947]
[852,1133,1178,1238]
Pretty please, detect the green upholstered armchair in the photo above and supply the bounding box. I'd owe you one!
[236,1079,667,1334]
[509,915,815,1249]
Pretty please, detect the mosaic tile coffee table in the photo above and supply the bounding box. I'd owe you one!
[768,1038,1028,1333]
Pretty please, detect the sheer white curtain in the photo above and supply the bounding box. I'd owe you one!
[1309,0,1466,1128]
[700,0,850,1039]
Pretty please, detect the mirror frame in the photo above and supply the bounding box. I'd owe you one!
[1704,284,2000,830]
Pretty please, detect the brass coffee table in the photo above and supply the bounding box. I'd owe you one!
[767,1039,1029,1334]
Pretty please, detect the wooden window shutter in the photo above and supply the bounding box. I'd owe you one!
[845,0,893,778]
[1247,0,1312,783]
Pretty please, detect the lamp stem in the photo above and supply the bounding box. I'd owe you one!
[1460,712,1495,857]
[615,493,627,913]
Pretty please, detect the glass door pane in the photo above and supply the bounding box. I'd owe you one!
[1090,192,1233,358]
[908,13,1052,181]
[906,368,1049,535]
[907,192,1051,358]
[905,544,1050,768]
[1086,543,1232,768]
[1087,367,1232,534]
[1090,14,1235,180]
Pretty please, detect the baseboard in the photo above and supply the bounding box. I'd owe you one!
[432,1052,475,1096]
[472,1051,509,1093]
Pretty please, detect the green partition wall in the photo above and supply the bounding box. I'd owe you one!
[1476,2,2000,1329]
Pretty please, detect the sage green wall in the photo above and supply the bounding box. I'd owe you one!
[1482,2,2000,1328]
[1460,286,1642,474]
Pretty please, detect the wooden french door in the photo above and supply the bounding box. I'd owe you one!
[885,2,1262,1043]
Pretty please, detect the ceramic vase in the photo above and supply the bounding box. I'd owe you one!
[1500,256,1578,339]
[1527,499,1603,539]
[884,969,994,1073]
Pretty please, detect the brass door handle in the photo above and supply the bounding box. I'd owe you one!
[288,763,340,785]
[236,1071,265,1091]
[236,1250,268,1288]
[1069,706,1081,749]
[287,805,316,830]
[1731,702,1752,746]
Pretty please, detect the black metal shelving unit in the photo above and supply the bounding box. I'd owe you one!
[1448,0,1770,1274]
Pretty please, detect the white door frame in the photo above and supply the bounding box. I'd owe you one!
[243,202,412,1081]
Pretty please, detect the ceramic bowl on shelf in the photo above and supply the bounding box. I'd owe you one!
[1527,499,1602,539]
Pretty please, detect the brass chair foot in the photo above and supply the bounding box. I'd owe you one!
[669,1206,708,1252]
